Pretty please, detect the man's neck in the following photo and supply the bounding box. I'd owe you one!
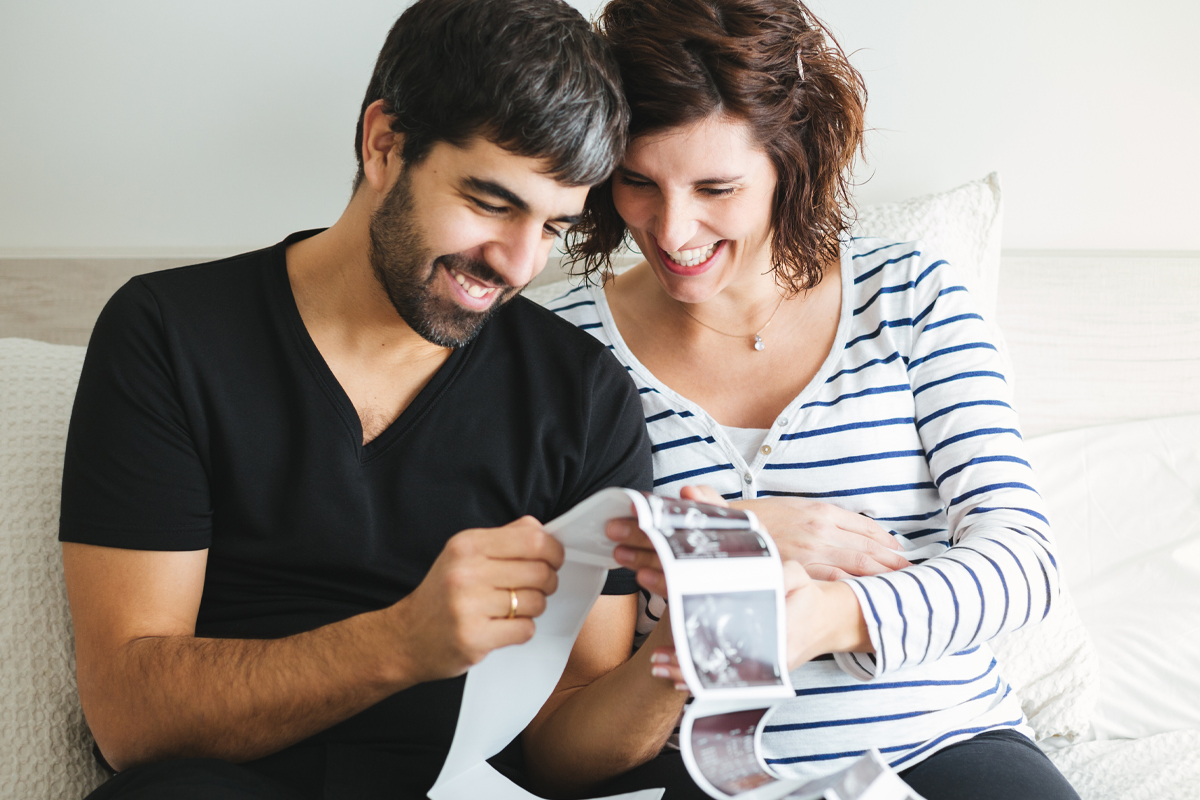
[285,198,454,445]
[285,198,448,364]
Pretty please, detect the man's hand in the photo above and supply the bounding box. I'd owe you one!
[395,516,565,683]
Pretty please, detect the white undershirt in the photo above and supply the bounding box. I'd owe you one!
[719,424,769,465]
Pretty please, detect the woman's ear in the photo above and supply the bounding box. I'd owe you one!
[360,99,404,194]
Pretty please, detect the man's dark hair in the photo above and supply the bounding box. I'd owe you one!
[353,0,628,191]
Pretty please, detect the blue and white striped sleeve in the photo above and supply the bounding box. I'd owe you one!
[838,255,1060,679]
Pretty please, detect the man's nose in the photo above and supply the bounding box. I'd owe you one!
[485,222,549,288]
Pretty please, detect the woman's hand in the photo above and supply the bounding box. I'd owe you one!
[636,564,874,680]
[647,646,689,693]
[731,495,910,580]
[782,560,873,669]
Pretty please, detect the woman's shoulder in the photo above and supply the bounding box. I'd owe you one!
[843,237,947,279]
[526,279,620,348]
[843,237,966,307]
[527,280,600,322]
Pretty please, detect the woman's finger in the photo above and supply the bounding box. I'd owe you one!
[825,537,911,573]
[805,564,845,582]
[838,513,904,551]
[649,649,688,691]
[679,485,729,507]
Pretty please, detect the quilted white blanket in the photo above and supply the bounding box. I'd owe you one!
[1047,731,1200,800]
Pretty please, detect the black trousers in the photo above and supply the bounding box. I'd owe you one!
[86,731,1079,800]
[599,731,1081,800]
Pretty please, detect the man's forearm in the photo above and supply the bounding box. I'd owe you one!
[522,618,686,796]
[87,603,416,770]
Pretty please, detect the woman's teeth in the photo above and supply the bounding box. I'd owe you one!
[451,269,496,299]
[664,242,718,267]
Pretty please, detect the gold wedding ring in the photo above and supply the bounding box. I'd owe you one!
[507,588,519,619]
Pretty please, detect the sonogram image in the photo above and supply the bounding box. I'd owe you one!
[663,527,771,559]
[689,707,776,795]
[682,590,783,690]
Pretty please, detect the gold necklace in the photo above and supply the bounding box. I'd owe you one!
[678,294,786,352]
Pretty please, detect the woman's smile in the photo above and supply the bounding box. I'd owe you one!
[657,239,726,275]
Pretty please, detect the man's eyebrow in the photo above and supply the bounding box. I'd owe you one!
[462,177,529,214]
[463,176,581,225]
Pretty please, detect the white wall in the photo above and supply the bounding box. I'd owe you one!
[808,0,1200,252]
[1,0,1197,254]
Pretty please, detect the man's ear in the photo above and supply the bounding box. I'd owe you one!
[360,99,404,194]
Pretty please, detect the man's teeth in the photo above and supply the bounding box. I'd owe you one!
[665,242,718,267]
[452,270,496,299]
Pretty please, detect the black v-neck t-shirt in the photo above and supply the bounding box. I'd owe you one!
[59,231,651,767]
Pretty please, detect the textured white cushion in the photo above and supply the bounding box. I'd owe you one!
[995,252,1200,438]
[853,172,1003,322]
[989,585,1099,744]
[1047,729,1200,800]
[0,338,105,798]
[1024,414,1200,741]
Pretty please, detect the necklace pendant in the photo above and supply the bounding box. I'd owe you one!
[753,334,765,352]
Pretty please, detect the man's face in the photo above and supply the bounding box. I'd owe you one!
[368,137,591,348]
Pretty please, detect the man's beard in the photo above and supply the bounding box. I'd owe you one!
[368,169,521,348]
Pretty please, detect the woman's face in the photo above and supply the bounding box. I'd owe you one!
[612,114,778,304]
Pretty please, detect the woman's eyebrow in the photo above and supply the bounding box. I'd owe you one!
[618,167,743,186]
[616,167,652,181]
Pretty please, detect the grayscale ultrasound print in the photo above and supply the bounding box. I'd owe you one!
[689,707,776,795]
[683,591,782,690]
[655,496,755,530]
[663,527,771,559]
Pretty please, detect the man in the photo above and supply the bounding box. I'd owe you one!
[58,2,686,798]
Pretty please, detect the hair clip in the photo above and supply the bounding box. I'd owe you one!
[797,50,805,82]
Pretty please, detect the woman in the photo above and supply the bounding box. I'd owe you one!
[551,0,1080,797]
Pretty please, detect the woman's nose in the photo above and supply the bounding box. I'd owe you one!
[651,195,699,253]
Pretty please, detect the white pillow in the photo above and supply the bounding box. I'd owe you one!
[0,338,106,798]
[853,172,1003,322]
[1025,414,1200,740]
[988,583,1099,743]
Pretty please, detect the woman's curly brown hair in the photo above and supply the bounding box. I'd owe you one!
[564,0,867,294]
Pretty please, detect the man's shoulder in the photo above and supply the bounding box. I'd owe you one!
[490,293,612,361]
[133,243,279,308]
[99,240,289,342]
